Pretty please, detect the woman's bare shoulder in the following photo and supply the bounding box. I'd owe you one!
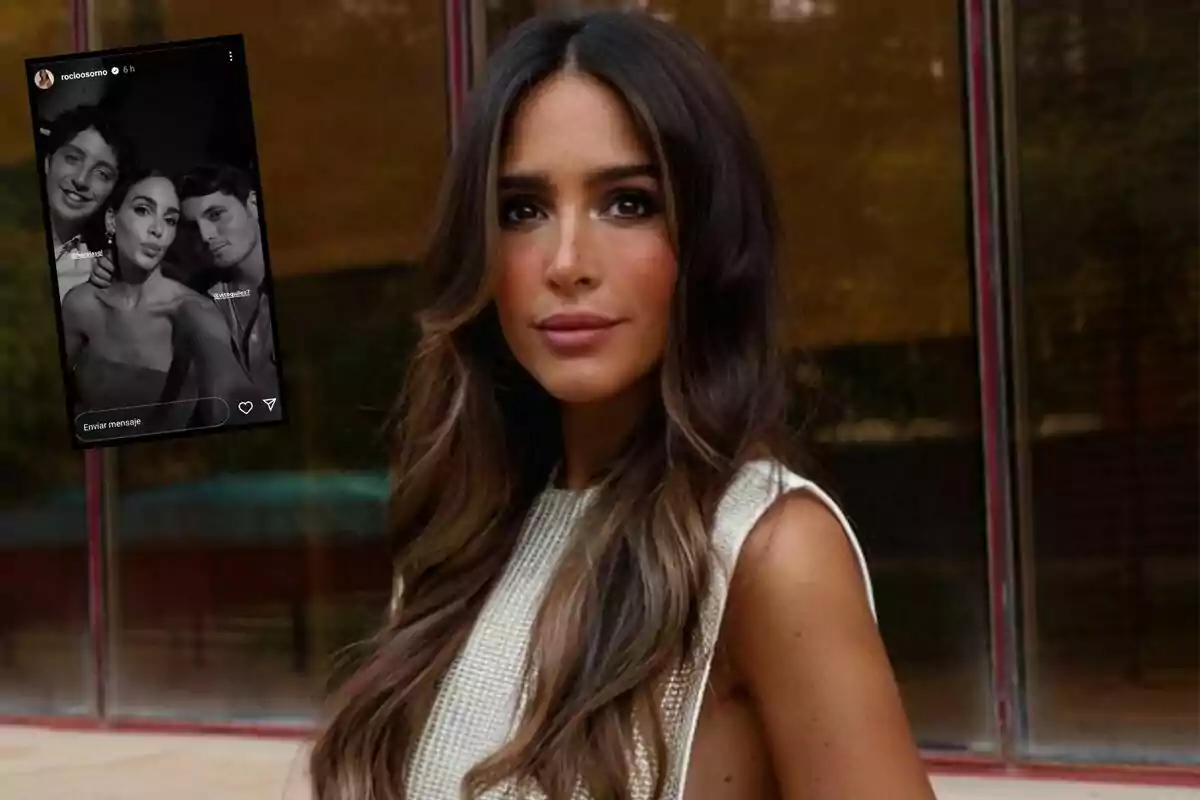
[149,272,211,306]
[61,281,102,320]
[720,492,934,798]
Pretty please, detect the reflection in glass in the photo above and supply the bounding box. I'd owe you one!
[0,5,92,716]
[1009,0,1199,762]
[482,1,994,752]
[95,0,445,723]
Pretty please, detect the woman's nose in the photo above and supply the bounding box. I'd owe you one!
[553,218,578,274]
[546,209,595,289]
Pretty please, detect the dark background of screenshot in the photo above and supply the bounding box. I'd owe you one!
[26,36,288,449]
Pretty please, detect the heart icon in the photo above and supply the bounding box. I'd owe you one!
[238,401,254,414]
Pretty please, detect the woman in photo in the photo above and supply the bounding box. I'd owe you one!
[310,11,934,800]
[61,169,256,432]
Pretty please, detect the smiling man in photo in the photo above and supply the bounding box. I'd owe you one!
[43,105,134,300]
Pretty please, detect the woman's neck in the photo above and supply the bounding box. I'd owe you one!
[105,252,157,305]
[559,376,655,490]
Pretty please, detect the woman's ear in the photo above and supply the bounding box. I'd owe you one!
[105,208,116,237]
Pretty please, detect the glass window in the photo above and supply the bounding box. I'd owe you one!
[1008,0,1199,762]
[93,0,446,723]
[480,0,994,752]
[0,3,93,717]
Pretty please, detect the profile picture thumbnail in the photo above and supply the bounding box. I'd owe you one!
[34,68,55,90]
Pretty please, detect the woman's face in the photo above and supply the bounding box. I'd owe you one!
[46,127,119,226]
[108,177,180,274]
[494,71,677,407]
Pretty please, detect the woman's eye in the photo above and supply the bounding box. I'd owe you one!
[500,198,545,227]
[134,206,149,216]
[605,190,658,220]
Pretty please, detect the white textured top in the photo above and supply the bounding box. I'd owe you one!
[403,460,874,799]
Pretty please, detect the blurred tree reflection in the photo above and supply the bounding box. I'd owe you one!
[0,161,79,502]
[0,0,81,500]
[1013,0,1198,427]
[0,0,93,718]
[1012,0,1198,758]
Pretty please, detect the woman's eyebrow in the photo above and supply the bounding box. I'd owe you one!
[129,195,179,216]
[499,163,659,191]
[587,163,658,185]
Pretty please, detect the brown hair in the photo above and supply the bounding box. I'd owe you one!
[310,10,789,799]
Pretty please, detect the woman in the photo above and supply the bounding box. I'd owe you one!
[311,11,935,800]
[61,169,255,433]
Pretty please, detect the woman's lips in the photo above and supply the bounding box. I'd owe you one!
[535,313,622,354]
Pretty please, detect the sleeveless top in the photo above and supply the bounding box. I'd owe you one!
[73,348,198,433]
[403,459,875,800]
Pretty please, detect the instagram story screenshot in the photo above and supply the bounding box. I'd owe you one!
[24,36,286,449]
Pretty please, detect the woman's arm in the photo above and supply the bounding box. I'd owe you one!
[725,493,936,800]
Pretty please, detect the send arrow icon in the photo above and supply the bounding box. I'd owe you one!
[263,398,277,411]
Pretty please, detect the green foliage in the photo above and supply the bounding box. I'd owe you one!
[0,159,82,501]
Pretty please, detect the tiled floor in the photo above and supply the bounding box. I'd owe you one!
[0,726,1195,800]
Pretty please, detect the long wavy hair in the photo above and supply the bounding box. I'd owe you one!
[310,11,789,799]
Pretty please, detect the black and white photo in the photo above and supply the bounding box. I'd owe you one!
[25,36,287,448]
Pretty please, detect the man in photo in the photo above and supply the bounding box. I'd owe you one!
[92,163,278,401]
[180,164,278,400]
[43,105,133,300]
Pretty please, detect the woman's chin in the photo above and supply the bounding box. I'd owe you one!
[123,253,161,273]
[536,373,626,407]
